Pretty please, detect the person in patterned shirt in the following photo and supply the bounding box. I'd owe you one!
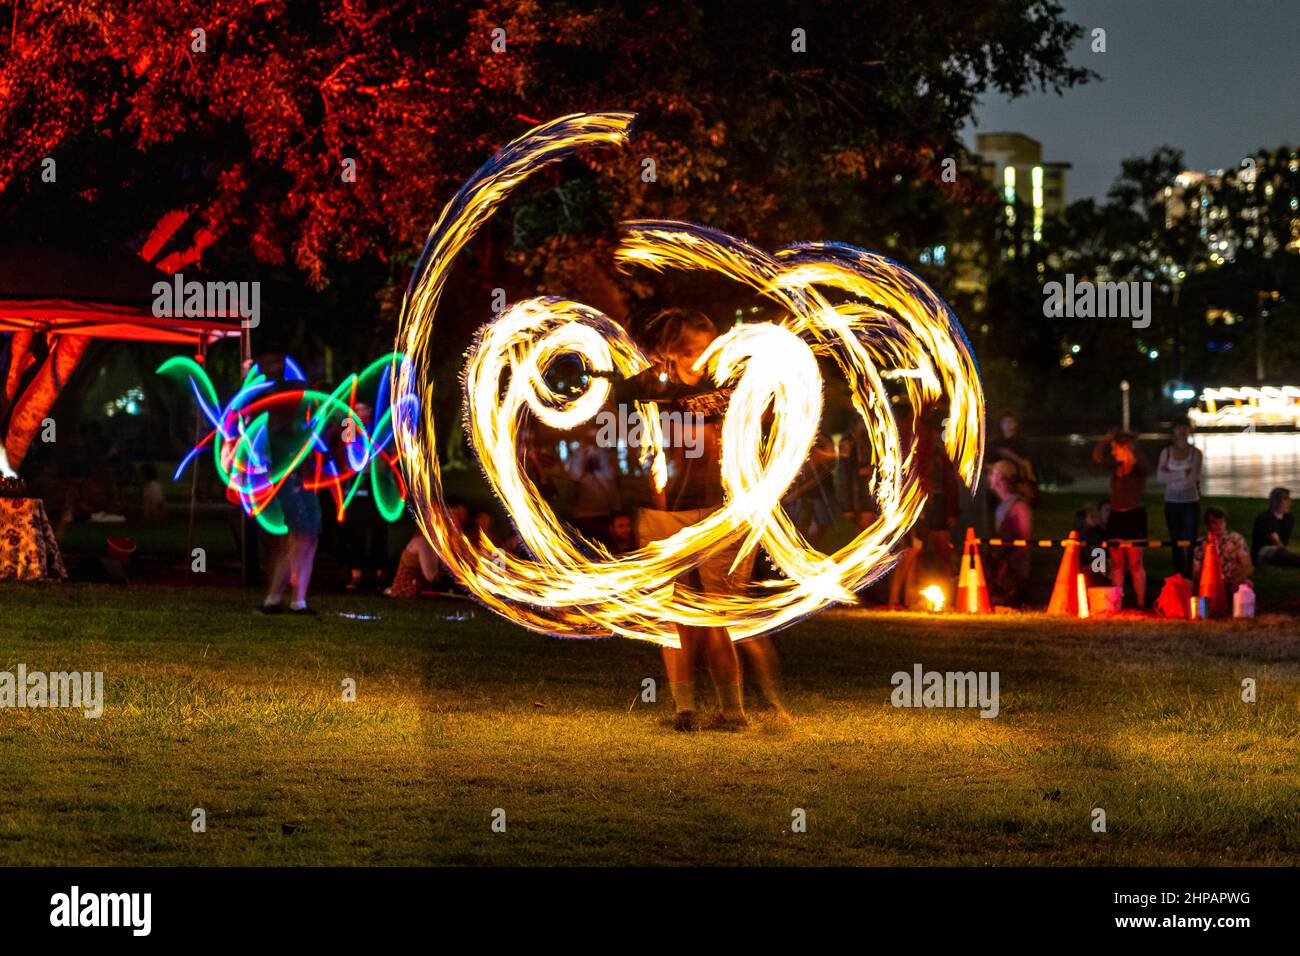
[1192,507,1253,594]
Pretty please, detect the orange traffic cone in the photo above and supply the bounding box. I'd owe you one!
[1047,530,1082,616]
[1198,532,1229,619]
[956,527,992,613]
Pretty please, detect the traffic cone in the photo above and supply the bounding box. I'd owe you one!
[956,527,991,613]
[1198,532,1229,619]
[1047,530,1082,616]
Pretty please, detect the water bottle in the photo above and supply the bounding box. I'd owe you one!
[1233,582,1255,619]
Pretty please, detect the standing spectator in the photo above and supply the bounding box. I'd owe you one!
[1251,487,1300,567]
[989,411,1037,497]
[261,462,321,614]
[567,426,622,541]
[1093,429,1148,608]
[985,411,1036,535]
[1193,507,1253,593]
[886,407,960,607]
[986,460,1032,606]
[787,431,838,549]
[1156,418,1203,578]
[837,419,878,530]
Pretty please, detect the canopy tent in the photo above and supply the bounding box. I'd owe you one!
[0,242,245,346]
[0,242,247,475]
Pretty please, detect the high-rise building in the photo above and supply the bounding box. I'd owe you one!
[1161,151,1300,264]
[969,132,1070,243]
[950,133,1070,298]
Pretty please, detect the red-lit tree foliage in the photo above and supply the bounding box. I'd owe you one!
[0,0,1089,293]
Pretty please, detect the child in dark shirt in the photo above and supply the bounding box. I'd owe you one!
[606,309,790,729]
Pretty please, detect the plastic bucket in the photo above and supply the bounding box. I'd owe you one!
[106,536,137,565]
[1086,586,1123,615]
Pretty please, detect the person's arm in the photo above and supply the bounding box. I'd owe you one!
[1188,447,1203,486]
[606,367,698,405]
[1133,458,1149,491]
[1155,447,1173,483]
[414,538,441,582]
[811,435,837,474]
[994,446,1028,469]
[1092,434,1114,465]
[1253,513,1279,550]
[1235,534,1254,579]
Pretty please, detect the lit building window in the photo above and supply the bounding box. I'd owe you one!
[1031,166,1044,242]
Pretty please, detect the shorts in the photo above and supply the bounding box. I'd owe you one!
[1106,506,1147,542]
[280,476,322,536]
[636,506,755,596]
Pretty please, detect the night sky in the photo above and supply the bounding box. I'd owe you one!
[964,0,1300,201]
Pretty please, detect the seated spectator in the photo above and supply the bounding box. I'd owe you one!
[606,510,636,555]
[471,507,524,558]
[469,508,498,546]
[384,499,468,598]
[1251,487,1300,567]
[1193,506,1253,593]
[384,533,441,598]
[986,460,1032,607]
[140,464,168,523]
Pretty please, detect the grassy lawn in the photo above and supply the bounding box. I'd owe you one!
[1,582,1297,866]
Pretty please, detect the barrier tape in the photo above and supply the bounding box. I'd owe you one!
[975,538,1201,549]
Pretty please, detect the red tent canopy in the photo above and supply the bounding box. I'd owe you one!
[0,242,243,345]
[0,242,247,472]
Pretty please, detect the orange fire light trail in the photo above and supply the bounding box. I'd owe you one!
[394,112,984,644]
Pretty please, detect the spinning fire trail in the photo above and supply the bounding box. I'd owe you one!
[395,111,984,644]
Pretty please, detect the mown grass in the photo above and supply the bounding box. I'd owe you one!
[0,582,1296,865]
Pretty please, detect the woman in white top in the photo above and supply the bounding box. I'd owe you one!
[1156,419,1203,579]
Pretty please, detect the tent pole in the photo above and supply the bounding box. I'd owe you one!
[240,325,251,588]
[184,337,206,582]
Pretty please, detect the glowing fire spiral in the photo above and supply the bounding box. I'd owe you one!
[395,112,984,644]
